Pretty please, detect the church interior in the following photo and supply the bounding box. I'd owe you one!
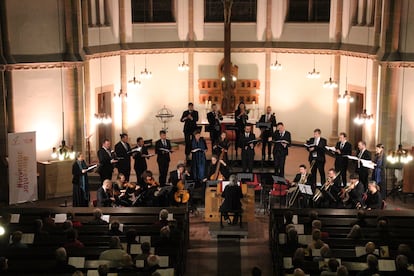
[1,0,414,275]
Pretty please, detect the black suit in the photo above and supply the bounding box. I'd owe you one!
[97,147,114,183]
[334,141,352,186]
[346,181,364,209]
[96,186,113,207]
[207,111,223,148]
[114,141,131,181]
[272,130,291,177]
[258,113,276,158]
[240,132,256,173]
[356,149,371,189]
[234,109,248,152]
[180,110,199,156]
[306,137,327,189]
[133,146,149,182]
[155,139,172,186]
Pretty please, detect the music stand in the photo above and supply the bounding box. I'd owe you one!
[272,175,287,208]
[237,173,253,183]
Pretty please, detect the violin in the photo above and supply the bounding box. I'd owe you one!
[174,180,190,203]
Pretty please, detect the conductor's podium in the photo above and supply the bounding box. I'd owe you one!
[204,183,255,222]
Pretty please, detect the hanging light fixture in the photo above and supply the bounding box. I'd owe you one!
[113,89,128,103]
[386,2,413,165]
[354,27,373,125]
[178,51,189,71]
[323,55,338,88]
[140,54,152,79]
[128,54,142,87]
[307,55,320,79]
[51,1,75,161]
[338,55,354,103]
[270,53,282,71]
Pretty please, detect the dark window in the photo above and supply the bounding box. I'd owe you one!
[205,0,257,23]
[287,0,331,22]
[131,0,175,23]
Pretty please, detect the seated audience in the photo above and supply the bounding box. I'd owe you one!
[312,219,329,238]
[64,229,84,249]
[99,236,126,264]
[398,243,414,264]
[134,242,151,267]
[350,210,368,227]
[285,227,300,255]
[307,229,326,251]
[357,254,380,276]
[117,253,138,275]
[9,231,27,248]
[62,220,74,233]
[347,224,364,240]
[108,220,123,236]
[67,212,83,228]
[314,244,332,262]
[54,247,77,273]
[41,210,58,232]
[394,254,414,275]
[305,210,319,233]
[358,242,379,262]
[155,209,170,228]
[142,254,161,274]
[34,219,49,235]
[293,268,305,276]
[336,265,349,276]
[98,264,109,276]
[88,208,109,225]
[320,258,339,276]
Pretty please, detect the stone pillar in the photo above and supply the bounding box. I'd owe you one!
[82,0,90,48]
[264,0,271,108]
[120,53,128,133]
[365,59,379,149]
[119,0,126,46]
[0,69,9,203]
[329,54,340,145]
[378,65,399,151]
[83,60,93,162]
[188,0,194,103]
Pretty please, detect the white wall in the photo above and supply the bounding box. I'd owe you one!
[12,68,65,161]
[399,68,414,148]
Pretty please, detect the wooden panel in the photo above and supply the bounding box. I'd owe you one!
[37,160,72,200]
[204,183,254,222]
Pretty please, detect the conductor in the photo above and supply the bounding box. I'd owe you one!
[220,174,243,225]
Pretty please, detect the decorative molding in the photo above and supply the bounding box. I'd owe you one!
[4,62,84,71]
[383,62,414,68]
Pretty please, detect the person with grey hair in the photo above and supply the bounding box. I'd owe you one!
[219,174,243,224]
[395,254,414,275]
[9,231,27,248]
[88,208,108,225]
[143,254,161,274]
[72,152,91,207]
[99,236,126,264]
[357,254,379,276]
[336,265,349,276]
[347,224,363,240]
[54,247,77,273]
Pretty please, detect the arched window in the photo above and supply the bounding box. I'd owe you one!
[132,0,175,23]
[205,0,257,23]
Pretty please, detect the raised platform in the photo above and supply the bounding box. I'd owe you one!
[208,222,248,239]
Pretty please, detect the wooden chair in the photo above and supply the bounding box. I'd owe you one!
[220,210,243,228]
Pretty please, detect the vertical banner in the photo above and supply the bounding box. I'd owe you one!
[8,131,38,204]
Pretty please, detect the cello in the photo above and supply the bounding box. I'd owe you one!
[174,180,190,203]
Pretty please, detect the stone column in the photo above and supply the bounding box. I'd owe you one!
[81,0,90,48]
[365,59,379,149]
[120,53,128,133]
[119,0,126,46]
[0,69,9,203]
[377,65,399,151]
[329,54,340,145]
[264,0,272,108]
[188,0,194,103]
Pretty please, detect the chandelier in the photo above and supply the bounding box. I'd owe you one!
[178,52,189,71]
[323,56,338,88]
[94,113,112,125]
[353,109,374,125]
[270,53,282,71]
[140,55,152,79]
[338,57,354,103]
[387,145,413,165]
[307,55,320,79]
[128,54,142,87]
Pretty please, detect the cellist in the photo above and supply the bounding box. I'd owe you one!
[207,154,230,181]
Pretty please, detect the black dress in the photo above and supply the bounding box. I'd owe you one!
[72,160,90,207]
[220,184,243,223]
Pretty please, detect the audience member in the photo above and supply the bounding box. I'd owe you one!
[41,210,57,232]
[394,254,414,275]
[305,210,319,233]
[155,209,170,228]
[285,227,300,255]
[320,258,339,276]
[307,229,326,251]
[142,254,161,274]
[108,220,123,236]
[312,219,329,238]
[314,244,332,262]
[64,229,84,249]
[99,236,126,264]
[347,224,364,240]
[62,220,74,233]
[398,243,414,263]
[293,268,305,276]
[9,231,28,248]
[34,219,49,235]
[134,242,151,267]
[0,257,8,272]
[54,247,77,273]
[117,253,138,275]
[350,210,368,227]
[67,212,83,228]
[282,210,294,232]
[88,209,109,225]
[98,264,109,276]
[336,265,349,276]
[358,242,379,262]
[251,266,262,276]
[356,254,379,276]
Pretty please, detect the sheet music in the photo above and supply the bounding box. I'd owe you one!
[304,143,316,148]
[159,148,172,153]
[325,146,336,152]
[247,139,261,144]
[274,140,290,144]
[283,257,293,269]
[101,215,110,223]
[167,213,174,221]
[278,233,286,245]
[355,246,366,257]
[140,236,151,244]
[10,214,20,223]
[21,233,35,244]
[312,249,321,257]
[343,262,368,271]
[158,256,169,267]
[284,215,298,224]
[68,257,85,268]
[54,213,67,223]
[191,148,202,153]
[361,159,376,169]
[156,268,175,276]
[130,244,142,254]
[136,260,145,268]
[346,155,359,161]
[142,153,155,158]
[378,259,396,271]
[86,164,98,171]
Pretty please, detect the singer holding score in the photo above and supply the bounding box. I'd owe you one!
[207,103,223,149]
[240,124,256,173]
[180,102,199,160]
[72,152,93,207]
[191,130,207,183]
[258,106,277,161]
[271,122,291,177]
[97,139,118,183]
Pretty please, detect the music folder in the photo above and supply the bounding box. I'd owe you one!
[191,148,203,153]
[159,148,172,153]
[255,122,271,129]
[86,164,97,172]
[304,143,316,148]
[325,146,336,152]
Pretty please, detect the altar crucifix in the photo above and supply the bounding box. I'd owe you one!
[198,0,260,115]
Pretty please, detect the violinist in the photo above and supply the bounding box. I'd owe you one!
[96,179,116,207]
[342,174,364,209]
[213,132,230,162]
[364,181,382,210]
[207,154,230,181]
[207,103,223,149]
[114,173,140,207]
[142,170,162,207]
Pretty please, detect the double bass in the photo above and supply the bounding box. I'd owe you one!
[210,152,225,181]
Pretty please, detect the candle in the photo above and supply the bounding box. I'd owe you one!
[252,101,256,108]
